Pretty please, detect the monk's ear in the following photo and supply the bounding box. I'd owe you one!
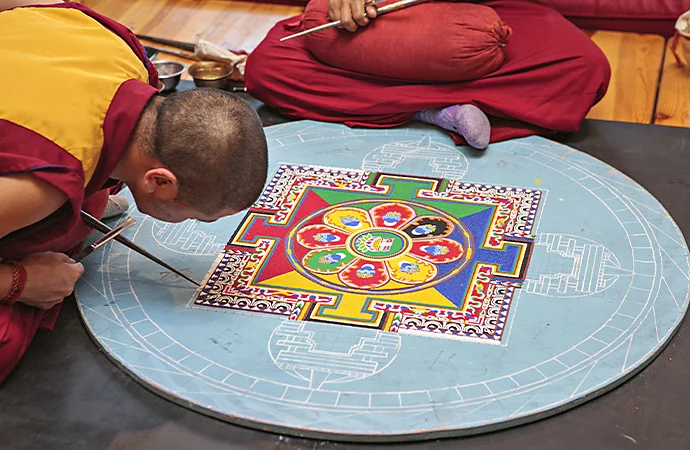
[143,168,179,200]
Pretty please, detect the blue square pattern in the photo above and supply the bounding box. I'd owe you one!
[337,393,371,408]
[535,359,569,379]
[274,135,305,146]
[510,368,546,387]
[428,388,462,405]
[456,383,492,401]
[576,338,608,357]
[132,320,158,338]
[370,393,401,408]
[485,377,520,395]
[620,222,646,236]
[628,234,652,249]
[223,373,256,391]
[161,343,191,362]
[111,295,140,311]
[179,353,211,373]
[121,307,147,324]
[607,313,635,331]
[283,386,312,403]
[630,274,655,291]
[109,280,134,297]
[624,288,651,304]
[400,391,432,407]
[249,381,288,399]
[632,248,655,264]
[557,348,589,368]
[200,364,232,382]
[594,326,625,344]
[309,390,339,406]
[144,331,174,351]
[633,261,655,277]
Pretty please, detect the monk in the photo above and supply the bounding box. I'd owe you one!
[0,1,268,382]
[245,0,611,149]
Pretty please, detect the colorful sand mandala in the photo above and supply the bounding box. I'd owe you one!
[74,122,690,442]
[195,167,541,344]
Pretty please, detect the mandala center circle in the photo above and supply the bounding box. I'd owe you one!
[348,228,410,260]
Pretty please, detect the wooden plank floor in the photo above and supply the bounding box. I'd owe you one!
[585,31,666,124]
[80,0,687,128]
[80,0,302,53]
[654,39,690,127]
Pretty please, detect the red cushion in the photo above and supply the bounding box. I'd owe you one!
[303,0,511,82]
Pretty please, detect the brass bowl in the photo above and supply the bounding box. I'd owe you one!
[152,60,185,92]
[188,61,233,89]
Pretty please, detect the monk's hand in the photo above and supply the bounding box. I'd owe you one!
[328,0,378,32]
[17,252,85,310]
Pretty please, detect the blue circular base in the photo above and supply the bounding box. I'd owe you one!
[75,121,690,441]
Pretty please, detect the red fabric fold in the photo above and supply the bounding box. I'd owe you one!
[0,2,157,383]
[245,0,611,146]
[302,0,512,82]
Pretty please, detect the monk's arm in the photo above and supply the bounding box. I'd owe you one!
[0,0,63,12]
[0,174,84,309]
[0,174,68,240]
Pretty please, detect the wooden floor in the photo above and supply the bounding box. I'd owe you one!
[80,0,690,129]
[80,0,302,55]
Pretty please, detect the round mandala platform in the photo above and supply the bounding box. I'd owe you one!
[75,121,690,442]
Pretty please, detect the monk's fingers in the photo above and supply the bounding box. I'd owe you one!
[328,0,341,22]
[365,4,377,19]
[340,2,358,32]
[351,0,369,27]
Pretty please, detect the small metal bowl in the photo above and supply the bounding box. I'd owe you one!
[188,61,233,89]
[143,45,159,61]
[153,60,185,92]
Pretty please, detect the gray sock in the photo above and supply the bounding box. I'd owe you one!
[102,195,130,219]
[415,104,491,150]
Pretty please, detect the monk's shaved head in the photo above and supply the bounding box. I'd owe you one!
[151,88,268,215]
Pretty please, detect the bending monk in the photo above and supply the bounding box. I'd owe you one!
[0,1,268,383]
[245,0,611,149]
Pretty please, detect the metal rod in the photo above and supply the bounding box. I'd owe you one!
[73,218,136,262]
[280,21,341,42]
[136,34,197,52]
[280,0,428,42]
[91,218,136,250]
[80,211,202,287]
[144,44,198,61]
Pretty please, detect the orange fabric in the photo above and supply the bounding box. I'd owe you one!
[0,6,149,184]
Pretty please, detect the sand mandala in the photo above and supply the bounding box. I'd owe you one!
[196,168,540,344]
[75,121,690,442]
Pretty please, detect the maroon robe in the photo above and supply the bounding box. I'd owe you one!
[0,2,158,384]
[245,0,611,145]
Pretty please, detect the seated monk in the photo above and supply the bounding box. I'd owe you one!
[0,0,268,383]
[245,0,611,149]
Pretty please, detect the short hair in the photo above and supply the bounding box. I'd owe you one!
[153,88,268,216]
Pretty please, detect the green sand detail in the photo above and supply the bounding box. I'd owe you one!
[313,178,492,219]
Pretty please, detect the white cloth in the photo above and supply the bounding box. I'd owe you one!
[194,39,247,80]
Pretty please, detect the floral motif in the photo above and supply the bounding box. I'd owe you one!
[294,202,466,290]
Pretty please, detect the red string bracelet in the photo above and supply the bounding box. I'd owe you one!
[0,261,27,305]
